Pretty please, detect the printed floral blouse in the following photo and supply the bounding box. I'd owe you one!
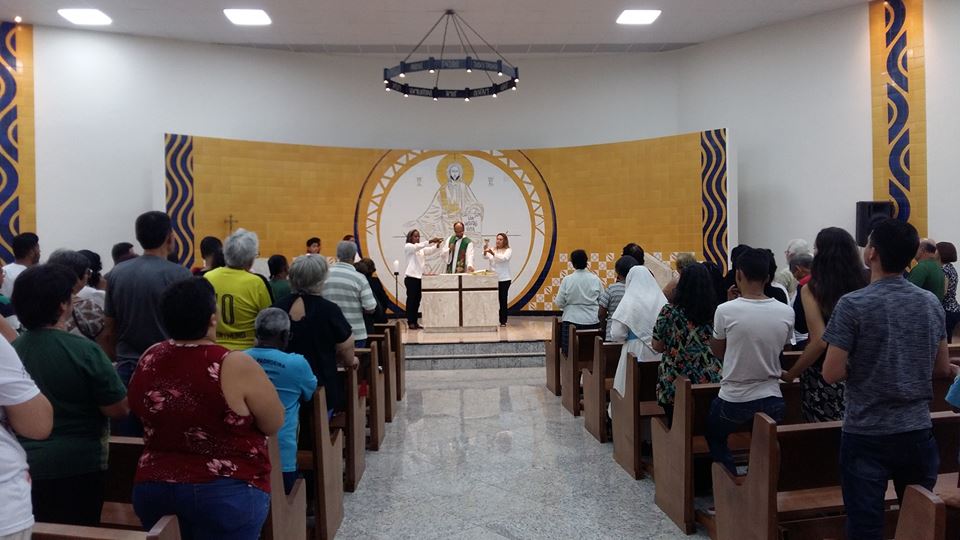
[651,304,722,407]
[127,341,271,492]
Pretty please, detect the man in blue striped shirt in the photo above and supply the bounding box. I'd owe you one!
[321,241,376,347]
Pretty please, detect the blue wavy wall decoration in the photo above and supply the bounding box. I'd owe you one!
[700,129,729,274]
[884,0,911,222]
[0,22,21,263]
[165,134,196,268]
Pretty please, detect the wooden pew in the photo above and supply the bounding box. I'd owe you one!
[335,363,366,492]
[297,387,344,540]
[610,353,664,479]
[101,436,148,529]
[263,435,307,540]
[896,485,946,540]
[375,320,406,401]
[581,337,622,442]
[560,327,602,416]
[652,378,803,534]
[34,516,181,540]
[367,332,397,422]
[712,412,960,540]
[545,316,561,396]
[357,342,386,450]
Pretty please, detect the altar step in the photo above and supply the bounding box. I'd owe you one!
[404,341,545,370]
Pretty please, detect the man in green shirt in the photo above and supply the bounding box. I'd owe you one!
[908,238,945,301]
[12,264,128,526]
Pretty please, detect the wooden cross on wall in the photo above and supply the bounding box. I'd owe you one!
[225,214,238,234]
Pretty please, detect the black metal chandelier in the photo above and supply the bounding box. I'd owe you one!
[383,10,518,101]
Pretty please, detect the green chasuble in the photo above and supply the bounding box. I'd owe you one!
[446,236,472,273]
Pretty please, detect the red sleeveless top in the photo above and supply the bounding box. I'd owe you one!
[128,341,271,492]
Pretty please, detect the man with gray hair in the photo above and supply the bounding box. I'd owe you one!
[785,238,812,265]
[204,228,273,350]
[246,308,317,495]
[908,237,945,301]
[322,241,376,347]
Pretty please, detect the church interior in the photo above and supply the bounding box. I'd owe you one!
[0,0,958,539]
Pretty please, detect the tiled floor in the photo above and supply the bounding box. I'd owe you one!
[339,367,710,539]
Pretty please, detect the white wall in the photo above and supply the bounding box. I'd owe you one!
[675,3,873,265]
[30,0,960,268]
[33,29,680,264]
[926,0,960,242]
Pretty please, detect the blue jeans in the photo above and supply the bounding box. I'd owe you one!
[841,429,939,540]
[133,478,270,540]
[706,395,785,474]
[112,358,143,436]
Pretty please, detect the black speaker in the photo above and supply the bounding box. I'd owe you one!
[855,201,895,247]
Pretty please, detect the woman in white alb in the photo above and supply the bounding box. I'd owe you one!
[608,265,668,418]
[403,229,441,330]
[484,233,513,327]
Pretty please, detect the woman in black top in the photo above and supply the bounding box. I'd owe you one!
[272,254,357,411]
[781,227,866,421]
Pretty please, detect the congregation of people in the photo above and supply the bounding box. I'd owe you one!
[1,211,960,540]
[554,220,960,539]
[0,212,397,539]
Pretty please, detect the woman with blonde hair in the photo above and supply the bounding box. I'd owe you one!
[484,233,513,326]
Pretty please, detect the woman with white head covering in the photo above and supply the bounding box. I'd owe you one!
[608,266,669,417]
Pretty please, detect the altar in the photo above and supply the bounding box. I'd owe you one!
[421,273,499,332]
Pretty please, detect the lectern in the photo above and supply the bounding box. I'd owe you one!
[421,273,499,332]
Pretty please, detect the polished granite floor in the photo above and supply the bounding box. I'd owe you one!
[338,367,710,539]
[401,317,552,344]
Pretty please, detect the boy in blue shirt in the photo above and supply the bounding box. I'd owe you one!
[246,308,317,494]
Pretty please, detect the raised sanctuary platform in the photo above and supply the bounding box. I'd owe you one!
[401,316,551,370]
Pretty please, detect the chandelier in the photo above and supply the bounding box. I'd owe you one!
[383,10,519,101]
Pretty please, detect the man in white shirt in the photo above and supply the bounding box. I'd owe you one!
[442,222,475,273]
[555,249,603,355]
[0,233,40,299]
[0,338,53,538]
[708,247,794,474]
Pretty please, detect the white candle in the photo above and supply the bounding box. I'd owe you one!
[393,260,400,272]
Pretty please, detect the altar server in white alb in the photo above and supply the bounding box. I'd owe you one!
[484,233,513,327]
[443,221,475,274]
[403,229,442,330]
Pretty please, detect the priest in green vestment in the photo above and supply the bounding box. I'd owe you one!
[443,221,475,273]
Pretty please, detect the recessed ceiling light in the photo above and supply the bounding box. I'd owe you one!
[14,16,22,23]
[223,9,272,26]
[58,8,112,26]
[616,9,662,25]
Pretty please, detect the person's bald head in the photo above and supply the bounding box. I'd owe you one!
[916,237,938,262]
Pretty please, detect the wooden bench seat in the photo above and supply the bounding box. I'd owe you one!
[296,386,343,540]
[581,337,623,442]
[367,332,397,422]
[896,485,947,540]
[712,412,960,540]
[101,434,306,539]
[560,327,601,416]
[356,342,386,450]
[652,377,803,534]
[545,317,561,396]
[375,320,406,401]
[610,353,663,479]
[34,516,180,540]
[336,363,366,492]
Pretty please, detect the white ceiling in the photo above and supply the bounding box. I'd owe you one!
[1,0,868,54]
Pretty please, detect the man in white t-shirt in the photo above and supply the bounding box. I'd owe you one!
[0,233,41,299]
[708,247,794,474]
[0,338,53,538]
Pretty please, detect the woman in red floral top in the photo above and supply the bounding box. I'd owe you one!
[128,278,283,540]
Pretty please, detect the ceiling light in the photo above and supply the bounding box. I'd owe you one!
[383,10,518,102]
[223,9,272,26]
[58,8,112,26]
[616,9,662,25]
[14,16,22,23]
